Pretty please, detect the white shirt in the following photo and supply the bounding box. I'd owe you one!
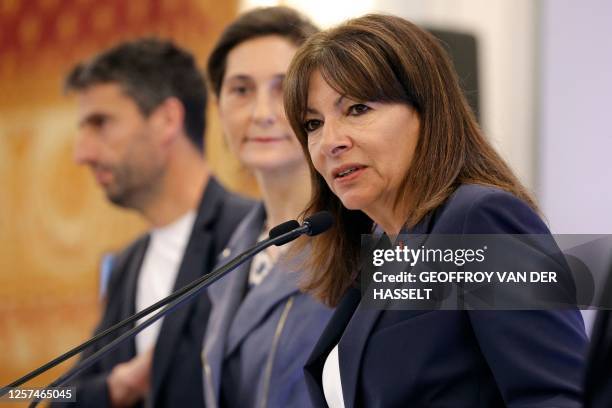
[323,344,346,408]
[135,210,196,354]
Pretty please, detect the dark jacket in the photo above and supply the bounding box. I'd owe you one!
[202,203,333,408]
[305,184,588,408]
[55,177,253,408]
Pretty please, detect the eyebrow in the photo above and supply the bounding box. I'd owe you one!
[224,74,252,82]
[225,73,286,82]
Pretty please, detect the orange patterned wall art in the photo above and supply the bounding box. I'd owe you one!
[0,0,256,402]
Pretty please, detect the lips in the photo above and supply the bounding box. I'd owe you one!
[245,136,287,143]
[92,167,114,186]
[332,163,367,179]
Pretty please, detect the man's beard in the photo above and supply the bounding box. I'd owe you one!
[103,166,151,210]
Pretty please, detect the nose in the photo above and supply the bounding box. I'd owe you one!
[252,89,278,127]
[320,119,352,158]
[73,129,99,165]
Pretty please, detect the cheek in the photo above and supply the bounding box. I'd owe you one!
[387,141,416,182]
[307,142,323,172]
[219,109,246,150]
[288,141,306,160]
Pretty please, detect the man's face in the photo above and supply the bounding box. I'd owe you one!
[74,83,166,209]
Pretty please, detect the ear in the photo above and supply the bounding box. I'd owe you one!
[152,97,185,146]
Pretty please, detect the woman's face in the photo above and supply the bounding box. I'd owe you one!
[218,35,304,174]
[304,70,420,219]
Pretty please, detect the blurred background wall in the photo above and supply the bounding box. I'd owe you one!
[0,0,246,400]
[1,0,611,400]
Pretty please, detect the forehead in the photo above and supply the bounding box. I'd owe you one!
[306,70,344,108]
[76,83,140,115]
[224,35,298,80]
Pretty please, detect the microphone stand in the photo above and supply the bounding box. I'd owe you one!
[23,220,318,407]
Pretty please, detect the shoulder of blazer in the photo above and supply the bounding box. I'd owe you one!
[428,184,550,235]
[204,178,256,249]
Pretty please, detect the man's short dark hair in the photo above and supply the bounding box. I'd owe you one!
[65,38,206,151]
[207,6,319,97]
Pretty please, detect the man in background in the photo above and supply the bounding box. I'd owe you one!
[58,38,252,407]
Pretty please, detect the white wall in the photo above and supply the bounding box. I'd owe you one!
[539,0,612,235]
[539,0,612,334]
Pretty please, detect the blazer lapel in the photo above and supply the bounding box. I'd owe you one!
[304,215,437,408]
[150,178,224,399]
[121,236,149,360]
[202,203,265,398]
[203,255,250,397]
[304,287,361,408]
[339,297,383,408]
[224,256,301,357]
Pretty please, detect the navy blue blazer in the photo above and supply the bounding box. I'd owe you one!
[53,177,253,408]
[304,184,588,408]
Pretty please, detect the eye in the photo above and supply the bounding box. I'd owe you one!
[303,119,322,133]
[91,117,106,127]
[348,104,370,116]
[230,85,250,96]
[85,114,109,129]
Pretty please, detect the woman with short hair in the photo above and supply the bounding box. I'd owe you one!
[201,7,332,408]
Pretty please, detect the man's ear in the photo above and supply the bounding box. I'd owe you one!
[152,97,185,146]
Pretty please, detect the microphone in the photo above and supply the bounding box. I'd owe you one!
[269,220,300,244]
[6,213,333,406]
[303,211,334,236]
[272,211,334,246]
[0,219,301,396]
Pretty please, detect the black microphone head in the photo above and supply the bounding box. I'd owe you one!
[304,211,334,236]
[269,220,300,239]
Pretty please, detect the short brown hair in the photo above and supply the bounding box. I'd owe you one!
[283,14,538,306]
[206,6,318,97]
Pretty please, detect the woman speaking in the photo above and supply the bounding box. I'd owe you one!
[284,14,587,407]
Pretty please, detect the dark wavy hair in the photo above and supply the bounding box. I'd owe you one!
[283,14,538,306]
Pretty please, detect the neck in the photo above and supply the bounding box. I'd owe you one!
[141,143,210,228]
[372,215,404,237]
[364,198,410,237]
[254,163,311,231]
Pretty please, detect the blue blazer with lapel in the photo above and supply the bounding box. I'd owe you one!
[54,177,254,408]
[202,203,333,408]
[304,184,588,408]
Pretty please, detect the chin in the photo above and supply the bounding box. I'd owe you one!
[337,192,372,212]
[107,193,128,207]
[247,156,305,174]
